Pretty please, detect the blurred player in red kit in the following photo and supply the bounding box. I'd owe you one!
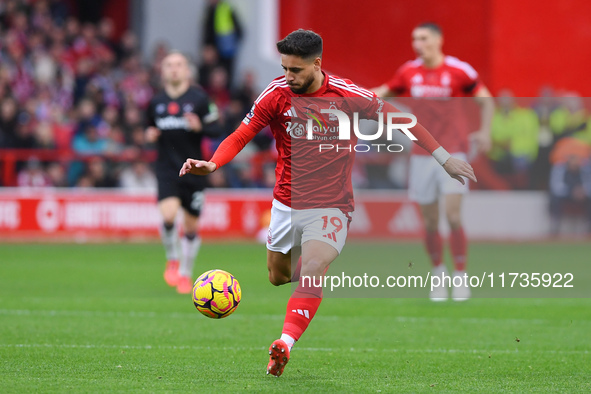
[373,22,494,302]
[180,29,476,376]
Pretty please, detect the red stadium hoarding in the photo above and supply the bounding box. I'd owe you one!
[279,0,591,96]
[0,189,423,241]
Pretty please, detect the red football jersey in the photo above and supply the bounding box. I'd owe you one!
[243,73,384,212]
[386,55,483,155]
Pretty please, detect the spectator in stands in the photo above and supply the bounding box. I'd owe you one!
[121,104,142,141]
[69,124,107,185]
[72,97,97,134]
[202,0,243,86]
[206,66,230,111]
[46,161,67,187]
[17,157,51,187]
[85,156,117,188]
[197,44,219,90]
[89,59,121,109]
[149,41,169,88]
[48,0,70,27]
[72,124,108,155]
[490,89,540,188]
[97,17,121,60]
[73,57,94,104]
[119,30,139,60]
[119,158,157,192]
[0,96,19,148]
[232,70,257,113]
[550,94,588,142]
[119,68,153,110]
[549,152,591,235]
[34,121,56,149]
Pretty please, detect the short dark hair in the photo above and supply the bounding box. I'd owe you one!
[276,29,322,59]
[415,22,443,36]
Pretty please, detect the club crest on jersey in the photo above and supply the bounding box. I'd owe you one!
[285,121,306,138]
[328,102,338,121]
[411,73,424,84]
[156,103,166,114]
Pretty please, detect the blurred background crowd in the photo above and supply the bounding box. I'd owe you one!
[0,0,590,233]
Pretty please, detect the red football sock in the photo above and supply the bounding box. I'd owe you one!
[450,227,467,271]
[424,230,443,267]
[290,256,302,282]
[281,279,322,342]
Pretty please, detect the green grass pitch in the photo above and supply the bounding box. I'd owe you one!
[1,242,590,392]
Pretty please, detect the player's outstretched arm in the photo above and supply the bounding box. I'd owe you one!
[179,123,258,177]
[442,157,477,185]
[179,159,217,176]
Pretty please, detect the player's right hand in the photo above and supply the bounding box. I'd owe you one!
[179,158,217,177]
[442,157,477,184]
[145,126,161,143]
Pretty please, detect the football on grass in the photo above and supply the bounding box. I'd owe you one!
[192,269,241,319]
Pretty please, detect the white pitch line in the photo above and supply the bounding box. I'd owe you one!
[0,343,589,355]
[1,309,587,326]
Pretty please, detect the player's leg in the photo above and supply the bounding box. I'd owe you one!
[176,188,206,294]
[420,201,448,301]
[409,155,447,301]
[444,193,470,301]
[281,239,337,343]
[267,247,302,286]
[175,210,201,293]
[158,196,181,286]
[267,209,346,377]
[268,241,338,377]
[440,152,471,300]
[445,193,466,270]
[266,199,303,287]
[420,201,443,267]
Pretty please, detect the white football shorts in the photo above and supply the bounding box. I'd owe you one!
[266,199,350,255]
[408,153,469,205]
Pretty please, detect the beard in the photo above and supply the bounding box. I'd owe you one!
[288,74,316,94]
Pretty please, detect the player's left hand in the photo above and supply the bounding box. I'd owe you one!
[184,112,203,132]
[179,158,217,176]
[470,130,492,154]
[442,157,477,184]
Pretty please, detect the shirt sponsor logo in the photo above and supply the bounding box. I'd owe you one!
[410,84,452,97]
[155,116,189,130]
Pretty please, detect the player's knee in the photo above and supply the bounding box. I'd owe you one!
[423,218,439,232]
[301,258,326,277]
[268,269,289,286]
[446,213,462,229]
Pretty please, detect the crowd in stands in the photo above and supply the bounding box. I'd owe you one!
[0,0,276,190]
[1,0,591,231]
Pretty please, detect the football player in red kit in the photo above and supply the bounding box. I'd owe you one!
[373,22,494,302]
[180,29,476,376]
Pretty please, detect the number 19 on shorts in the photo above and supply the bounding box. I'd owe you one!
[321,216,343,242]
